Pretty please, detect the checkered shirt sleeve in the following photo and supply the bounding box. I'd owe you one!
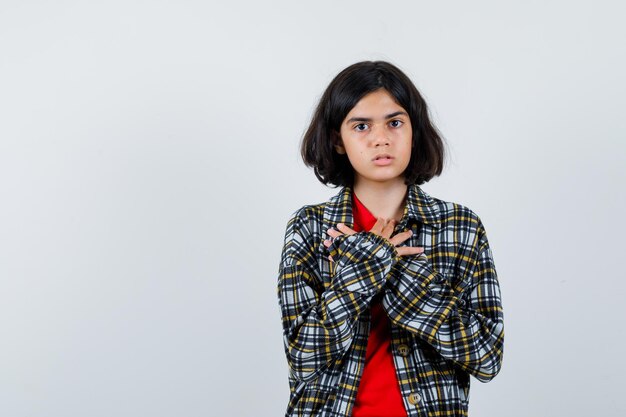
[277,208,397,382]
[383,216,504,382]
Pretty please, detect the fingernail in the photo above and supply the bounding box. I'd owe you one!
[337,223,344,227]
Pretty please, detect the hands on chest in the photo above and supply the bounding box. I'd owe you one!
[322,217,424,262]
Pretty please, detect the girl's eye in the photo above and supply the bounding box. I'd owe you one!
[389,120,404,128]
[354,123,369,132]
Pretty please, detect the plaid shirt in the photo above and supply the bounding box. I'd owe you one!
[277,183,504,417]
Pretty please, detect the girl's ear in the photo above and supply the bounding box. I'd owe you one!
[332,131,346,154]
[335,142,346,154]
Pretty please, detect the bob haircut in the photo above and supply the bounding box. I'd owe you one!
[301,60,446,187]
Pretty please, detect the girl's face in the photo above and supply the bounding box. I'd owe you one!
[336,89,413,186]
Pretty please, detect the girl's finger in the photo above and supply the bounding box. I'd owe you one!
[382,219,396,238]
[396,246,425,257]
[326,228,343,239]
[389,229,413,246]
[369,217,385,235]
[336,223,356,235]
[371,217,393,236]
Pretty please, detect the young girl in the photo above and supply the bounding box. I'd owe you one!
[277,61,504,417]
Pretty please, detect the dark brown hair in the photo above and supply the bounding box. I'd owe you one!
[300,60,446,187]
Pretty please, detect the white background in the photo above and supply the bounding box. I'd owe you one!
[1,1,625,416]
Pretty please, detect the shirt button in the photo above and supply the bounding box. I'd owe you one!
[408,392,422,405]
[397,344,410,356]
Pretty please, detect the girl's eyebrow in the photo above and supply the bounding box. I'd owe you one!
[346,111,408,124]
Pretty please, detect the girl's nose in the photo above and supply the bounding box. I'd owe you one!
[371,125,390,146]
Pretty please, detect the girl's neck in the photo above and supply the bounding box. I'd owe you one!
[352,179,408,223]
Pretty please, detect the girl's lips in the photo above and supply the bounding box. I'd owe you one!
[373,156,393,166]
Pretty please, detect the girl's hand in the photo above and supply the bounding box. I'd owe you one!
[323,217,424,262]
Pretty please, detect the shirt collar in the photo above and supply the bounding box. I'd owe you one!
[322,183,441,231]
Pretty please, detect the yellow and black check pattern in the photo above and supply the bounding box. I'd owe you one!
[277,184,504,417]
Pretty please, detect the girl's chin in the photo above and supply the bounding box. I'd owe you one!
[354,174,405,184]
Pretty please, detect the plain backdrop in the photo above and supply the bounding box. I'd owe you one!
[1,1,625,416]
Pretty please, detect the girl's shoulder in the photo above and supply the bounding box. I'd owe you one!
[286,187,346,225]
[284,201,327,235]
[421,190,492,253]
[427,193,483,225]
[405,184,486,229]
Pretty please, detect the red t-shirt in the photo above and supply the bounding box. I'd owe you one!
[350,192,408,417]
